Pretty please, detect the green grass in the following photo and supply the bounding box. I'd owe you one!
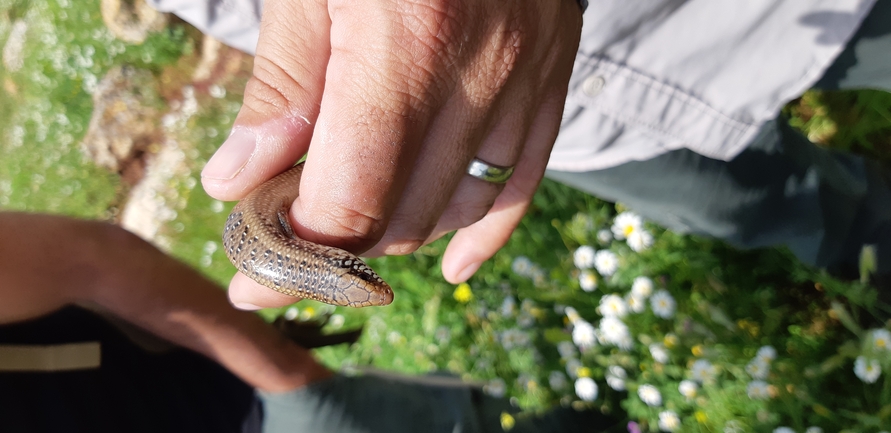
[3,2,891,431]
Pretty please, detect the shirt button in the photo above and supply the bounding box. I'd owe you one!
[582,75,605,97]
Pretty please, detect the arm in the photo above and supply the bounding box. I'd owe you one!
[0,212,331,392]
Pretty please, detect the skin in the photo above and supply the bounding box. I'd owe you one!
[199,0,584,310]
[0,212,332,392]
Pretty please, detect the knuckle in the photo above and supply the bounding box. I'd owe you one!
[445,194,498,229]
[315,205,388,246]
[242,56,314,115]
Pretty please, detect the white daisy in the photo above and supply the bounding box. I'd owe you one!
[484,378,506,397]
[650,289,677,318]
[870,328,891,352]
[631,276,654,299]
[598,316,630,345]
[283,307,299,321]
[649,344,670,363]
[658,411,680,432]
[637,384,662,406]
[598,294,628,318]
[606,366,627,391]
[565,358,583,378]
[627,229,654,252]
[597,229,612,244]
[549,371,568,390]
[328,314,345,329]
[572,321,597,349]
[625,293,646,313]
[500,296,517,317]
[746,380,770,400]
[690,359,715,383]
[805,427,823,433]
[774,428,795,433]
[564,306,581,324]
[511,256,534,276]
[579,270,598,292]
[557,341,577,359]
[612,211,643,240]
[573,246,596,269]
[854,356,881,383]
[616,333,635,351]
[724,420,743,433]
[745,358,770,380]
[756,345,777,363]
[574,377,598,401]
[678,380,698,398]
[594,250,619,276]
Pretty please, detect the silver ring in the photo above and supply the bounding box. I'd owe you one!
[466,157,515,184]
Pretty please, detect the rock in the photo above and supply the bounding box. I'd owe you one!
[101,0,168,44]
[81,65,161,181]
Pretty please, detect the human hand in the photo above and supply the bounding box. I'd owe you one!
[202,0,583,309]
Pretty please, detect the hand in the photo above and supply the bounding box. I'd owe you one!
[201,0,582,309]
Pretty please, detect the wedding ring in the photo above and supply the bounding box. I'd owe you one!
[466,157,515,184]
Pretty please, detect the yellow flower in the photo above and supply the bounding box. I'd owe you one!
[577,367,592,378]
[663,334,679,348]
[691,345,704,357]
[500,412,515,431]
[453,283,473,303]
[694,411,708,423]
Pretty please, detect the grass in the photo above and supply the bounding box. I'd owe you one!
[3,1,891,431]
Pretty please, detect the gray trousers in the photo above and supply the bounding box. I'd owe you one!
[547,0,891,276]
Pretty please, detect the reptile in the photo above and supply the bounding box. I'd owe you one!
[222,162,394,307]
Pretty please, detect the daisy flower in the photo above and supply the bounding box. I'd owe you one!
[756,345,777,363]
[598,316,630,345]
[579,270,598,292]
[572,321,598,349]
[678,380,698,398]
[627,229,654,252]
[612,211,643,240]
[625,293,646,313]
[597,229,612,244]
[484,378,506,397]
[658,411,680,432]
[650,290,676,318]
[854,356,881,383]
[690,359,715,383]
[774,428,795,433]
[598,294,628,318]
[606,366,627,391]
[511,256,533,276]
[549,371,568,390]
[745,359,770,380]
[746,380,770,400]
[649,344,670,363]
[573,246,596,269]
[631,276,654,298]
[870,328,891,352]
[637,384,662,406]
[574,377,598,401]
[806,427,823,433]
[557,341,577,359]
[594,250,619,276]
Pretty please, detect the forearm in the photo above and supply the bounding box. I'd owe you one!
[0,212,331,391]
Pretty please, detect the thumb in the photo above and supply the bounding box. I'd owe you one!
[201,0,330,201]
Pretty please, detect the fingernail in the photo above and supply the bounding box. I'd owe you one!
[202,128,256,180]
[455,261,482,283]
[233,302,263,311]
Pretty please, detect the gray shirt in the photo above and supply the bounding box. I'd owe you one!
[147,0,875,171]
